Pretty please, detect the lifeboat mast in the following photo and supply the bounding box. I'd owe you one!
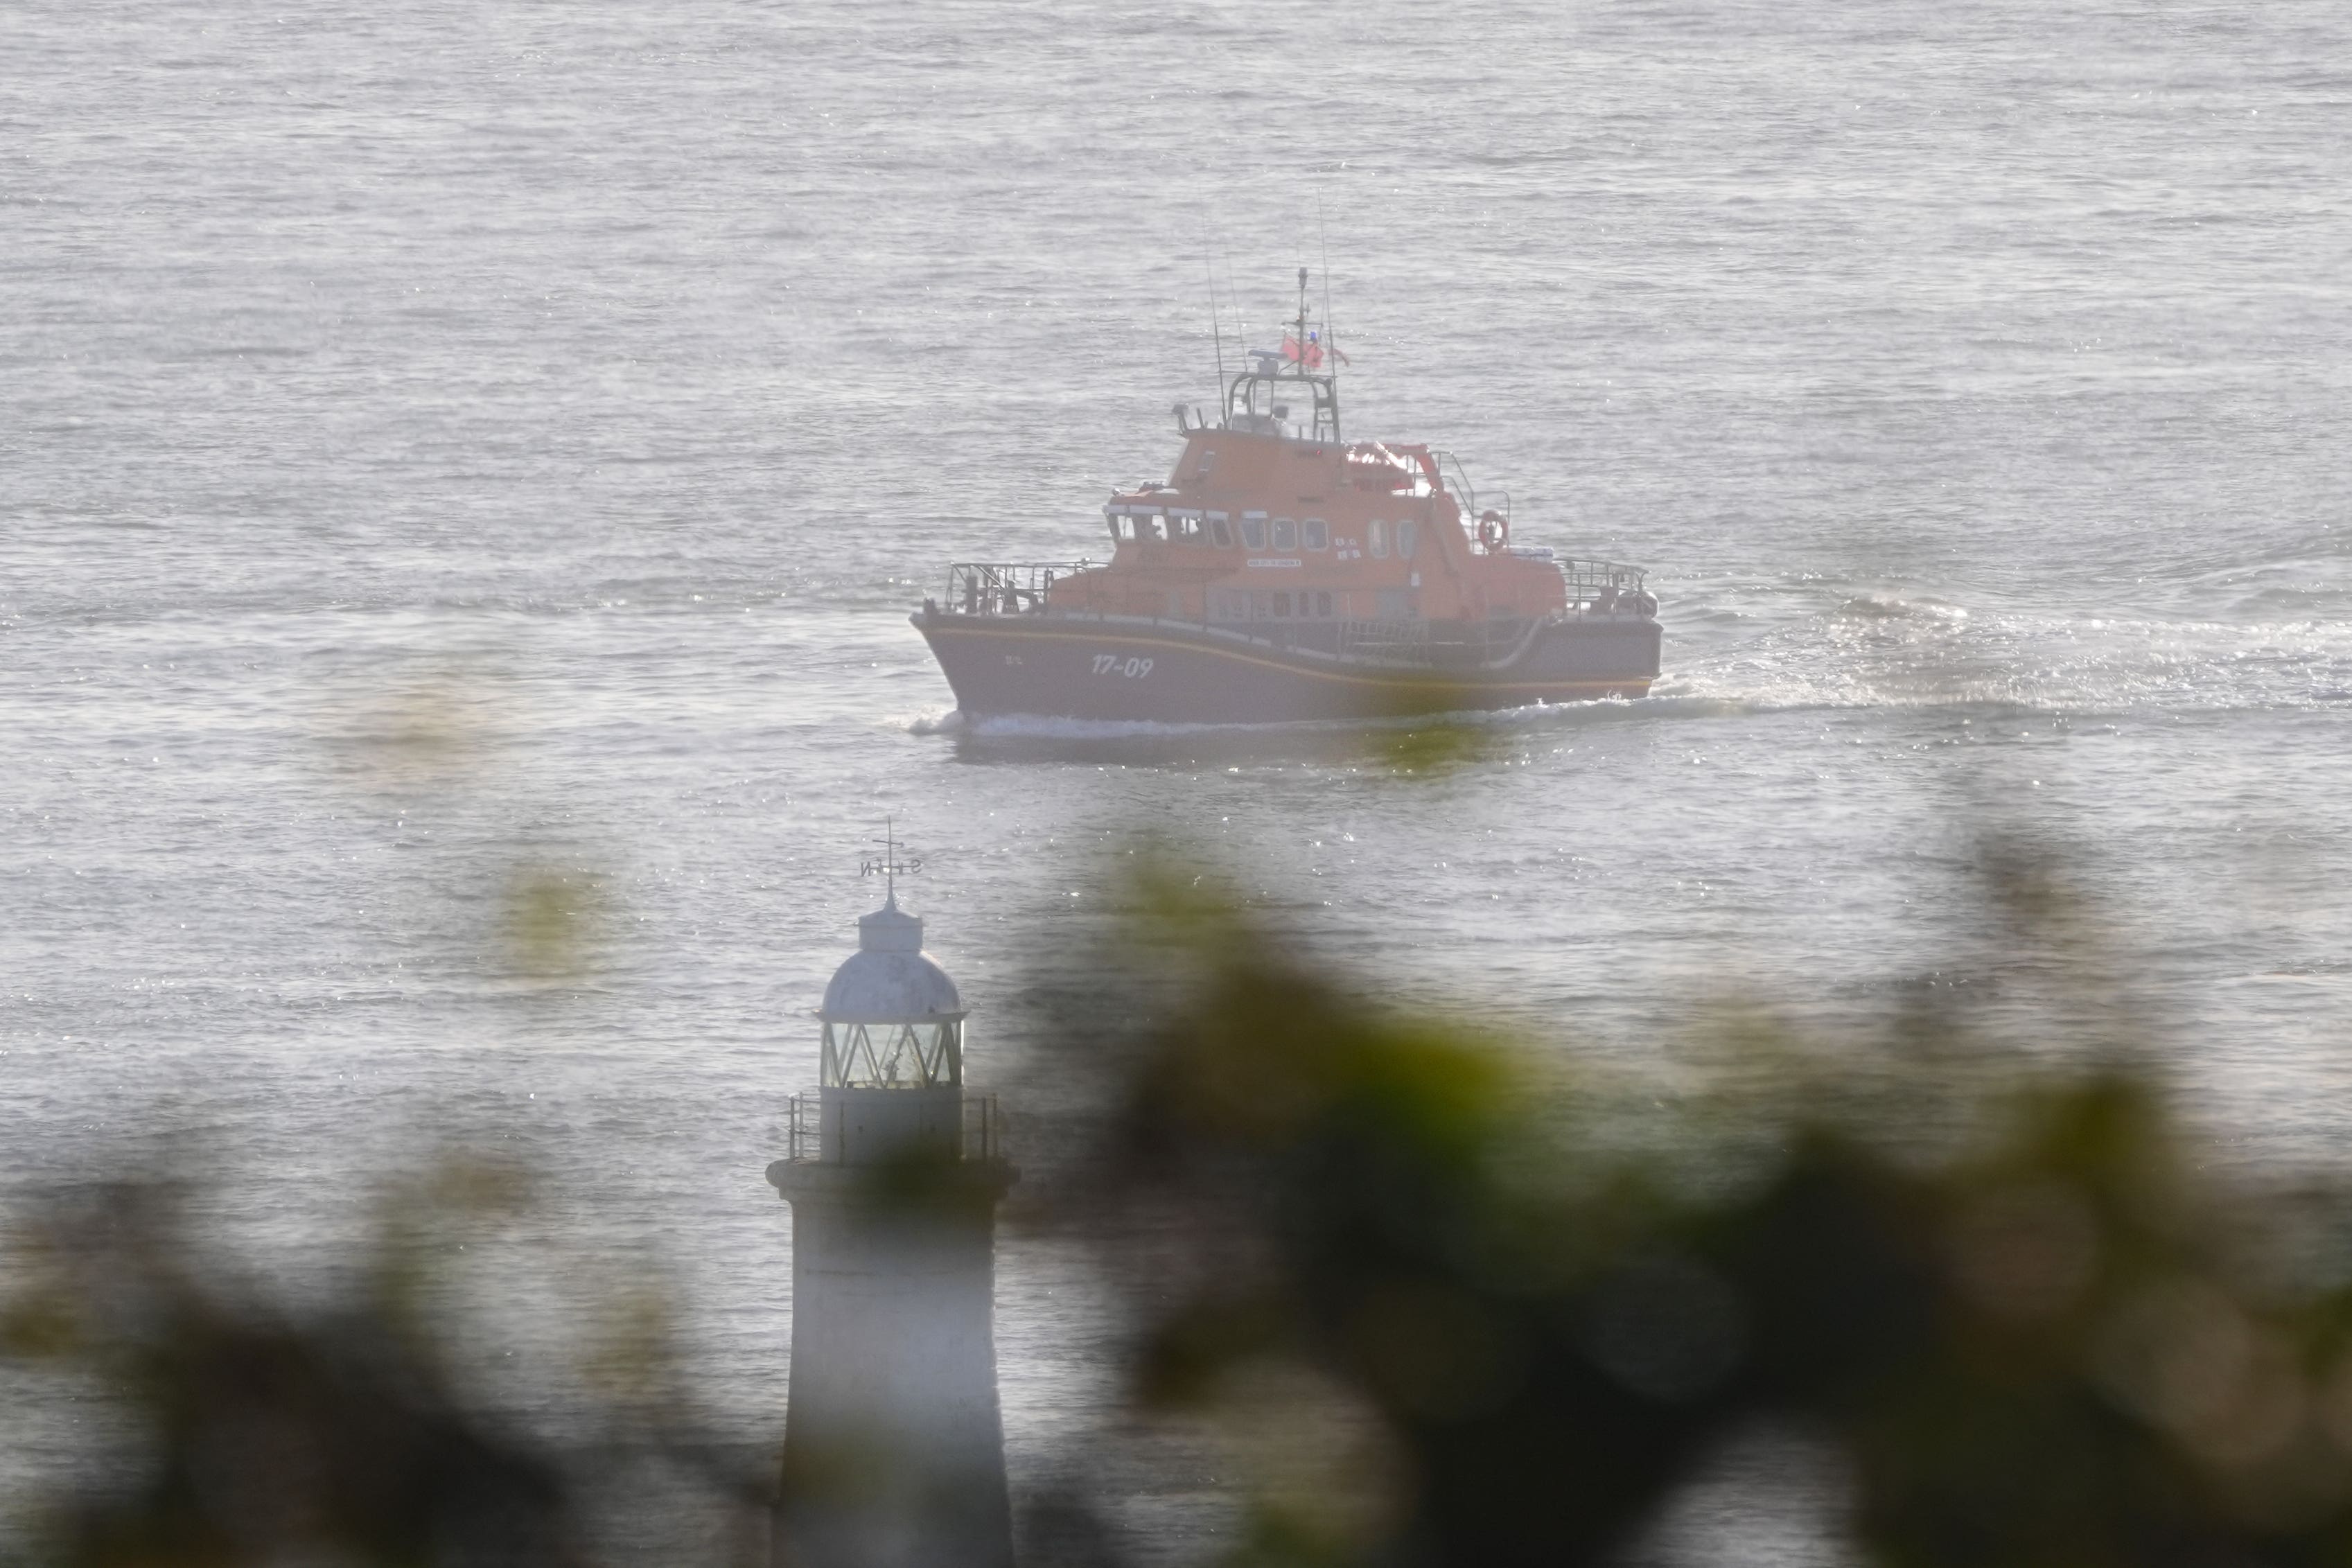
[1213,267,1342,446]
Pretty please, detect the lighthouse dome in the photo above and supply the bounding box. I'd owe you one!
[819,901,964,1023]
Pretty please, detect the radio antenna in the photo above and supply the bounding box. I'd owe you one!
[1296,265,1310,362]
[1317,194,1336,370]
[1206,256,1226,416]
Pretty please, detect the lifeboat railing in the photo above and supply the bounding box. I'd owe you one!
[924,559,1650,663]
[1336,619,1432,662]
[1434,450,1477,519]
[1557,558,1649,609]
[940,561,1099,616]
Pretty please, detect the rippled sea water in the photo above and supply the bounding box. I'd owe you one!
[6,1,2350,1558]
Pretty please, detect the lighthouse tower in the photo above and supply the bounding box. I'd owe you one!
[766,881,1016,1568]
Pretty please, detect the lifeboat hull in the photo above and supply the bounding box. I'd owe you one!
[914,610,1659,725]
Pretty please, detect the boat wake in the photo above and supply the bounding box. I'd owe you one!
[901,587,2352,756]
[1662,583,2352,719]
[905,691,1754,752]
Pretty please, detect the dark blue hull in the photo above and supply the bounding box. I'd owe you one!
[915,610,1660,724]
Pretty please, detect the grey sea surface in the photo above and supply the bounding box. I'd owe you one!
[6,1,2351,1560]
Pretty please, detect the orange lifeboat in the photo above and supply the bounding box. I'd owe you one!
[914,277,1660,724]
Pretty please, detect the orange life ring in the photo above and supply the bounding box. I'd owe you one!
[1477,510,1508,552]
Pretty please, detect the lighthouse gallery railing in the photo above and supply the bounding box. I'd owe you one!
[783,1092,1004,1165]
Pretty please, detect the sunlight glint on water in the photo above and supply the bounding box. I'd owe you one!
[3,1,2350,1558]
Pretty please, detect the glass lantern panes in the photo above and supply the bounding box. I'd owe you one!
[821,1019,964,1088]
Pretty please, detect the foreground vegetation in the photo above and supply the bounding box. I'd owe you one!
[9,856,2352,1568]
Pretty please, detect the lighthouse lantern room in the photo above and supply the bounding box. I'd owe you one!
[817,897,965,1089]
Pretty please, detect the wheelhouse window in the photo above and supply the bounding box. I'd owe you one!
[1302,519,1329,551]
[1398,518,1421,560]
[1369,519,1389,558]
[1141,513,1164,542]
[1241,513,1267,549]
[1272,518,1298,551]
[1209,513,1234,548]
[1171,512,1205,545]
[1273,592,1292,617]
[1315,591,1333,617]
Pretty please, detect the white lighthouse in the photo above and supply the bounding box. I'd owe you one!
[766,879,1016,1568]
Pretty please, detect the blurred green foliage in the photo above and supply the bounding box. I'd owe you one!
[502,863,611,980]
[11,851,2352,1568]
[0,1163,764,1568]
[1034,862,2352,1567]
[0,1177,588,1568]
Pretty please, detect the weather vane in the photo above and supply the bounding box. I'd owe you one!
[859,816,923,904]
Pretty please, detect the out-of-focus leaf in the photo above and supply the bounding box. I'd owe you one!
[1035,860,2352,1568]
